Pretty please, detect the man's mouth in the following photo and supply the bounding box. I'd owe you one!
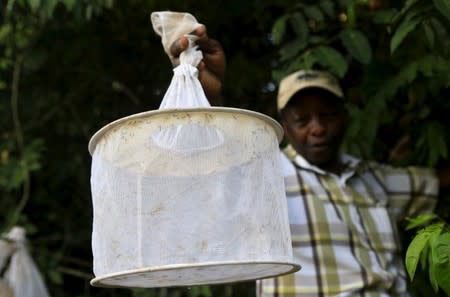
[310,142,331,151]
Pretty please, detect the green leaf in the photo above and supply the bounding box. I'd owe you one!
[339,29,372,65]
[43,0,58,18]
[277,51,316,79]
[417,121,449,165]
[346,2,356,25]
[279,40,305,62]
[85,5,93,20]
[428,248,439,292]
[28,0,40,12]
[434,233,450,265]
[406,214,438,230]
[105,0,114,9]
[433,0,450,21]
[303,5,324,22]
[433,235,450,297]
[373,10,396,24]
[421,240,429,269]
[428,228,443,291]
[63,0,77,10]
[392,0,421,23]
[404,0,421,11]
[289,12,309,46]
[405,224,443,280]
[272,69,287,82]
[344,105,361,139]
[300,50,317,69]
[395,58,420,87]
[406,232,430,280]
[430,17,448,41]
[0,24,12,43]
[422,22,435,49]
[319,0,335,17]
[272,15,288,45]
[6,0,17,13]
[313,46,348,78]
[390,17,422,53]
[338,0,353,6]
[309,36,326,44]
[435,265,450,296]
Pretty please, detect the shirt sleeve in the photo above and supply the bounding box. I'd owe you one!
[378,164,439,221]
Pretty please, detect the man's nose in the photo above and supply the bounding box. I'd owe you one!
[310,117,326,136]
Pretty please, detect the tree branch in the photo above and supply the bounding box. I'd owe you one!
[7,54,30,231]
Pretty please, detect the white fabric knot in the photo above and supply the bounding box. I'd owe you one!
[179,36,203,67]
[173,63,199,78]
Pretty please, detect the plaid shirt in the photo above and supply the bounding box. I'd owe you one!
[257,146,438,297]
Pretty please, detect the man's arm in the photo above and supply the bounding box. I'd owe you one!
[169,25,226,104]
[389,135,450,190]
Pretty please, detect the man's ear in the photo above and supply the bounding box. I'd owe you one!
[280,118,288,135]
[280,119,292,144]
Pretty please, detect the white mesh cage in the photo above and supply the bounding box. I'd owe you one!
[88,11,300,288]
[89,108,300,288]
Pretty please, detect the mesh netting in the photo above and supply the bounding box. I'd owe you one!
[90,109,296,286]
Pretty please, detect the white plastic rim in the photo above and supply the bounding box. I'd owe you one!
[90,260,301,288]
[88,107,284,154]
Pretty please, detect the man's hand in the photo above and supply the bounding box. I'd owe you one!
[170,25,226,104]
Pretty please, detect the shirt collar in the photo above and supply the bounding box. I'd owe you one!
[282,144,364,176]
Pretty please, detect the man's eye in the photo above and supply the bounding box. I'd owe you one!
[293,118,308,126]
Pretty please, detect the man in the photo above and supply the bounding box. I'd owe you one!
[170,26,450,296]
[257,69,441,296]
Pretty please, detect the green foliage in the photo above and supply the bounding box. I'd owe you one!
[272,1,374,80]
[339,29,372,65]
[405,223,443,280]
[271,16,288,45]
[313,46,348,78]
[405,216,450,296]
[406,214,439,230]
[433,0,450,21]
[0,0,449,296]
[390,16,422,53]
[4,0,114,20]
[0,138,44,190]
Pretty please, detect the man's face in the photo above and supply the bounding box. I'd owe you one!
[281,89,347,167]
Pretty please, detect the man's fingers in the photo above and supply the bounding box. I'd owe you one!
[169,36,189,58]
[192,25,223,54]
[197,61,206,71]
[191,25,206,37]
[169,25,206,58]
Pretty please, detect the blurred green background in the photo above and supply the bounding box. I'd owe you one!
[1,0,449,296]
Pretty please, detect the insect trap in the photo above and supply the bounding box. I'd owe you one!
[88,11,300,288]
